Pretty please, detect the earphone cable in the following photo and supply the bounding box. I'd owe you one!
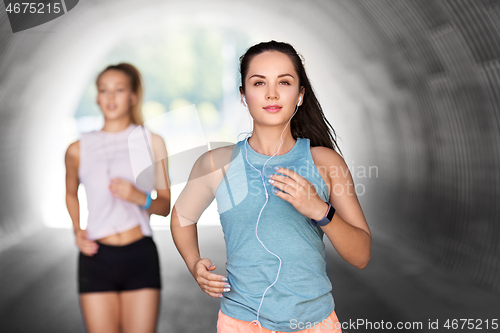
[243,103,299,323]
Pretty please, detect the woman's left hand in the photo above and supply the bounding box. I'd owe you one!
[109,178,146,206]
[268,167,329,221]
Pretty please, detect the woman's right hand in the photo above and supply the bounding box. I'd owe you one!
[75,230,99,256]
[191,258,231,298]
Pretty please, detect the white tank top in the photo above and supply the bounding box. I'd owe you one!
[78,123,154,240]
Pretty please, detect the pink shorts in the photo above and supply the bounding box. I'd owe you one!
[216,309,342,333]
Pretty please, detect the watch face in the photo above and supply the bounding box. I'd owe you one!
[316,204,335,227]
[326,204,336,221]
[310,203,335,227]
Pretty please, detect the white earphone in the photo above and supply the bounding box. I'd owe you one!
[242,99,301,325]
[243,96,247,105]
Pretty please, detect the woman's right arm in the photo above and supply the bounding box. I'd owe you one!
[170,147,232,298]
[65,141,98,256]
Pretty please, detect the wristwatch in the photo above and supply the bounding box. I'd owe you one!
[310,202,335,227]
[140,192,152,210]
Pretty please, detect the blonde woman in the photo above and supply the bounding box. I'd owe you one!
[65,63,170,333]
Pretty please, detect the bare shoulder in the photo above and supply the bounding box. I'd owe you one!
[65,141,80,162]
[150,132,165,146]
[191,144,235,177]
[210,144,235,170]
[65,141,80,178]
[150,132,168,159]
[310,146,346,168]
[310,146,350,185]
[187,144,235,194]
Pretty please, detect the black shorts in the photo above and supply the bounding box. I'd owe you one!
[78,236,161,293]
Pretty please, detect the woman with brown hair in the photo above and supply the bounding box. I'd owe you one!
[65,63,170,333]
[172,41,371,332]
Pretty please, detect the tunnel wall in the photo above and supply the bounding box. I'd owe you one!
[0,14,46,251]
[0,0,499,290]
[338,0,500,290]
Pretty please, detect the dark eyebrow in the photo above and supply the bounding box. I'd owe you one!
[248,73,295,80]
[98,82,128,87]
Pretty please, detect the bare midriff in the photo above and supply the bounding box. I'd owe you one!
[97,225,144,246]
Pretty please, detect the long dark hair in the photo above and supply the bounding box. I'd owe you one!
[96,63,144,125]
[239,40,342,155]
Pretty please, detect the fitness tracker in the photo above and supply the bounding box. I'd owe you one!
[310,202,335,227]
[140,192,152,210]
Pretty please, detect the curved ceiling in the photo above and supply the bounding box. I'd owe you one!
[0,0,499,292]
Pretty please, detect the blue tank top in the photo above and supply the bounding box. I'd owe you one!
[215,137,335,332]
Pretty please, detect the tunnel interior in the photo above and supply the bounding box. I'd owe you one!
[0,0,500,330]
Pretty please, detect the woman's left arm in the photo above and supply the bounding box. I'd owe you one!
[146,133,171,216]
[269,147,371,269]
[311,146,371,269]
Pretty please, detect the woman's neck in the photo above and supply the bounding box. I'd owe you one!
[248,125,296,156]
[101,117,132,133]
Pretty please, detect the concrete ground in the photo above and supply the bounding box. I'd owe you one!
[0,226,498,333]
